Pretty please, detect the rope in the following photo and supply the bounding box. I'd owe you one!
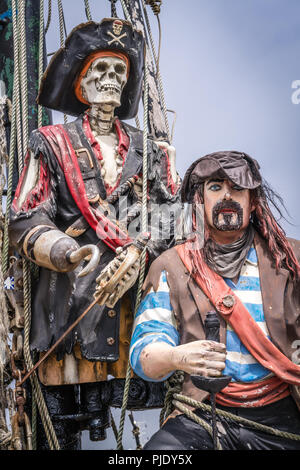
[173,399,223,450]
[57,0,68,124]
[172,393,300,443]
[110,409,119,442]
[119,0,130,21]
[83,0,92,21]
[110,0,118,18]
[22,261,60,450]
[38,0,44,128]
[116,63,149,451]
[0,95,10,450]
[2,0,18,273]
[45,0,52,34]
[141,0,170,142]
[19,0,29,155]
[159,370,184,427]
[145,0,161,15]
[13,0,60,450]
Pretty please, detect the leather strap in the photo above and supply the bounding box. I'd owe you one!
[176,243,300,386]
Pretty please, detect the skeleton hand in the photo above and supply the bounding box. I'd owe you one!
[170,340,226,377]
[94,246,141,308]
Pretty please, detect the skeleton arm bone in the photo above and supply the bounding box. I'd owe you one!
[139,340,227,381]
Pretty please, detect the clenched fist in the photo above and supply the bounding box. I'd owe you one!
[170,340,226,377]
[139,340,226,381]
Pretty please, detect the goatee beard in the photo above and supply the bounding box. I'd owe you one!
[212,200,243,231]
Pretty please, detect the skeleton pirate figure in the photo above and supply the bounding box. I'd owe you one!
[9,18,180,449]
[130,151,300,450]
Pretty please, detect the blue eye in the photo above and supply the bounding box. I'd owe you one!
[232,185,244,191]
[209,184,221,191]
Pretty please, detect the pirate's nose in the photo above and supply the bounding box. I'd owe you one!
[223,191,232,201]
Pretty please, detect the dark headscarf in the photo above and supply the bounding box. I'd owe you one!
[181,151,262,203]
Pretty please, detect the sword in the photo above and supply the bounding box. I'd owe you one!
[17,231,150,387]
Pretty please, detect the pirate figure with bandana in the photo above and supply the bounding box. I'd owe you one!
[130,151,300,450]
[9,18,180,449]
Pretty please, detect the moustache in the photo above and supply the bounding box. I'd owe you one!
[212,200,242,215]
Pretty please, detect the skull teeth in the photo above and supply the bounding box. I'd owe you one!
[96,82,121,94]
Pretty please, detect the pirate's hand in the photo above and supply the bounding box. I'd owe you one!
[170,340,226,377]
[94,247,141,307]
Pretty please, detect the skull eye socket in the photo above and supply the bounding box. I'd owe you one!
[96,62,108,72]
[114,63,126,75]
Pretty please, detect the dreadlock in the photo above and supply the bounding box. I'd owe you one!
[251,179,300,280]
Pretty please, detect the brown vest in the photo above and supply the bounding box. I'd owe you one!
[143,232,300,413]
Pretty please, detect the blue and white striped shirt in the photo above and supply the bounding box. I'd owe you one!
[130,246,272,383]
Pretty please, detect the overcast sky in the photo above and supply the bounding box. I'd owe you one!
[43,0,300,448]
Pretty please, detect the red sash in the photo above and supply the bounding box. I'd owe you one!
[39,124,132,252]
[176,243,300,386]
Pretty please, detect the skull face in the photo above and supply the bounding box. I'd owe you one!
[112,20,123,36]
[80,56,128,108]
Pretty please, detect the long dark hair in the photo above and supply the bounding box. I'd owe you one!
[186,180,300,282]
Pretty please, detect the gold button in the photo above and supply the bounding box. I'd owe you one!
[108,309,116,318]
[107,337,115,346]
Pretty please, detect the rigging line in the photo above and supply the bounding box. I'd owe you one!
[83,0,92,21]
[141,0,170,142]
[119,0,140,129]
[156,14,161,78]
[116,64,149,452]
[19,0,29,155]
[110,0,118,18]
[38,0,45,128]
[16,0,60,450]
[45,0,52,34]
[166,108,176,145]
[57,0,67,42]
[57,0,68,124]
[2,0,17,272]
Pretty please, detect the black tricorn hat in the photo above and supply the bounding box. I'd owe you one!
[181,151,262,203]
[37,18,145,119]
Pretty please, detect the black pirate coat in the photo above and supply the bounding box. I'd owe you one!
[9,114,180,363]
